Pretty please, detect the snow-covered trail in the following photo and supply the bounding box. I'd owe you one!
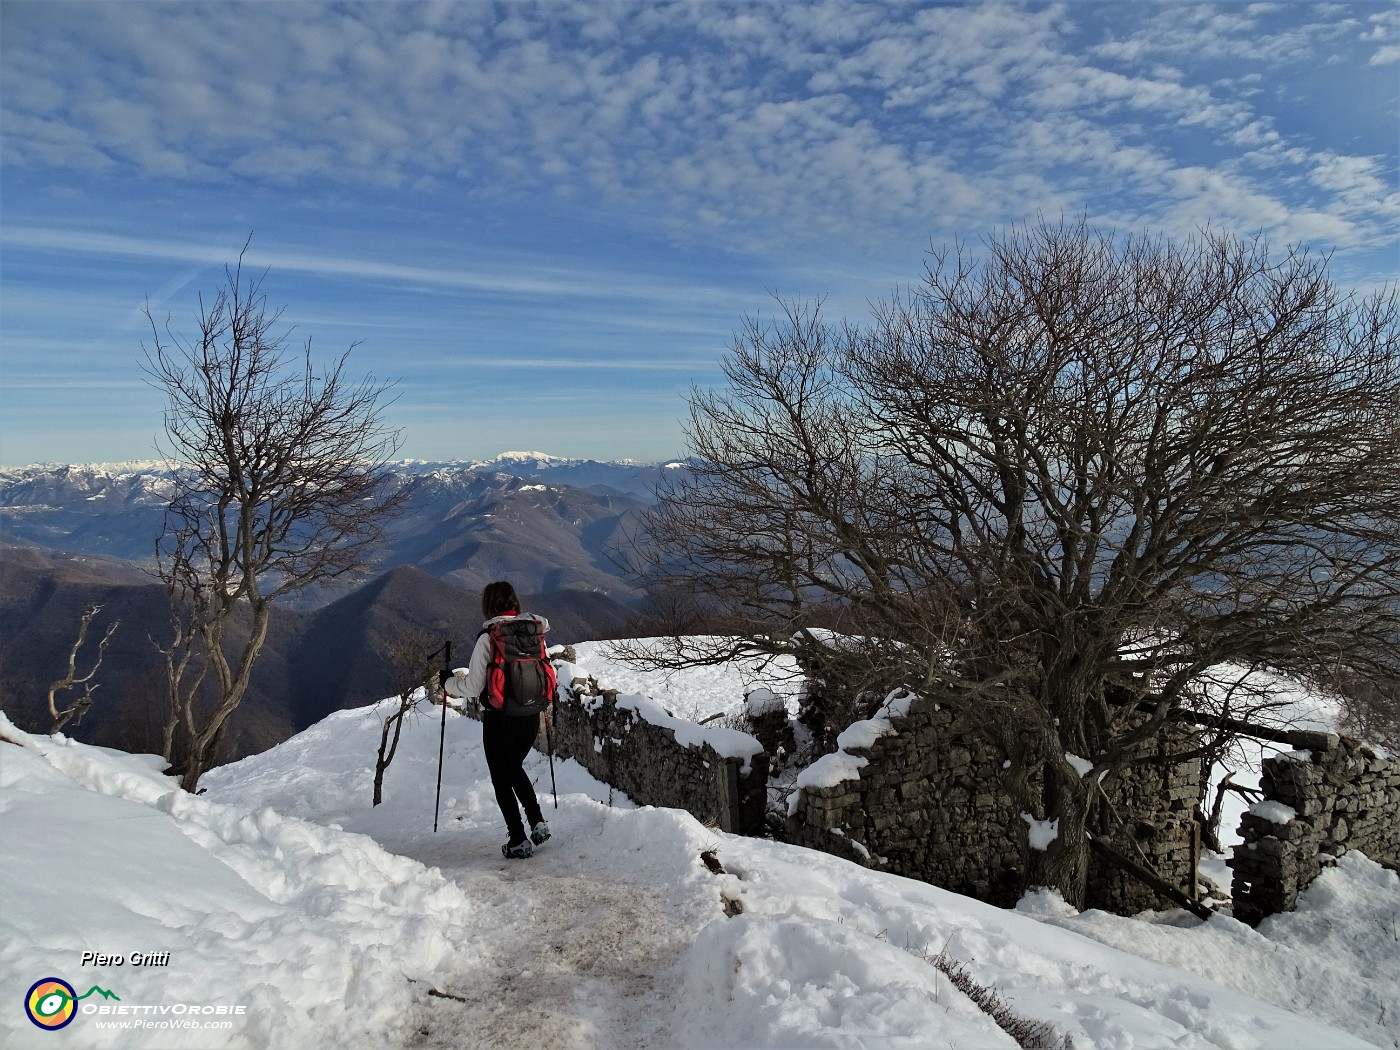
[401,863,678,1050]
[199,705,744,1049]
[359,778,709,1050]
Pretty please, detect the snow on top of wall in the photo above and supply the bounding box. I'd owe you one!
[789,689,917,813]
[745,687,785,717]
[554,655,764,774]
[614,692,764,773]
[1250,800,1299,825]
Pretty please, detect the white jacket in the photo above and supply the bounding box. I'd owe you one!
[443,612,551,703]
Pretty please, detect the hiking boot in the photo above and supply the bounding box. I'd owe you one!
[530,820,551,846]
[502,837,533,860]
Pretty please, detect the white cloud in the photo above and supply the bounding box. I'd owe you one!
[1,0,1393,261]
[0,225,748,313]
[1364,6,1400,64]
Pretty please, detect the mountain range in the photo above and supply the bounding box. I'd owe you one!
[0,453,675,762]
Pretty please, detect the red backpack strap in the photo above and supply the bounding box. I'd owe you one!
[535,623,558,699]
[483,623,508,709]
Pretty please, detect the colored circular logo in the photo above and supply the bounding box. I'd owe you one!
[25,978,77,1031]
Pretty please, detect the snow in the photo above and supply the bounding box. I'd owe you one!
[493,450,568,462]
[1065,751,1095,777]
[745,686,785,717]
[1187,662,1351,876]
[1250,800,1299,825]
[792,748,872,797]
[572,637,801,723]
[3,646,1399,1050]
[556,645,770,773]
[834,689,915,751]
[1,714,480,1050]
[1022,813,1060,851]
[789,689,917,808]
[610,691,764,773]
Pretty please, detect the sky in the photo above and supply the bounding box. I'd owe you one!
[1,1,1397,467]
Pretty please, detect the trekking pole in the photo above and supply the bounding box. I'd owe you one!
[546,708,558,810]
[430,640,452,833]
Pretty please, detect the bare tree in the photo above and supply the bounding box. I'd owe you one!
[373,625,450,807]
[47,604,120,734]
[630,221,1400,908]
[144,244,406,792]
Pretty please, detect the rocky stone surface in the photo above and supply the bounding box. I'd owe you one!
[785,696,1202,913]
[1231,732,1400,925]
[535,655,1398,922]
[547,673,769,835]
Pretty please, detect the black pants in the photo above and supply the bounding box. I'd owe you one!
[482,712,543,843]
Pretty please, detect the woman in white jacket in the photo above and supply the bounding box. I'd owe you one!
[445,581,552,859]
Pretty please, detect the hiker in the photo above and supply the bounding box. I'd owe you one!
[443,581,555,859]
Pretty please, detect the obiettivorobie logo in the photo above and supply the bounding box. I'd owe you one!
[22,974,248,1033]
[24,978,120,1031]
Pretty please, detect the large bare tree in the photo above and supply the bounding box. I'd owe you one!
[630,221,1400,907]
[144,246,406,792]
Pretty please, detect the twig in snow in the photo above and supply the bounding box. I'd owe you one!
[923,949,1072,1050]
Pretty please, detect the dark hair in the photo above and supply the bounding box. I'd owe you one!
[481,581,520,620]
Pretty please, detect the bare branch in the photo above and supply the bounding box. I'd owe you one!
[47,605,120,734]
[372,624,447,807]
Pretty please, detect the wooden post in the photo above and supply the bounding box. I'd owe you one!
[715,756,741,833]
[1088,834,1213,921]
[1189,820,1202,901]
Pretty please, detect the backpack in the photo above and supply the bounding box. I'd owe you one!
[481,616,557,717]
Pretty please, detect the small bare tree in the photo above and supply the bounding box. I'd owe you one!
[47,604,120,734]
[630,221,1400,908]
[373,625,450,807]
[144,243,406,792]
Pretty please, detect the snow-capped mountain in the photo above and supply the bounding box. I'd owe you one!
[392,451,682,499]
[0,455,661,764]
[0,456,668,595]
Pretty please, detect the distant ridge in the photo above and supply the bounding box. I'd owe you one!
[1,451,664,473]
[1,457,672,598]
[0,452,658,762]
[0,460,176,473]
[0,554,632,764]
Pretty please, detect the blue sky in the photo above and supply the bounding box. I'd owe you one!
[2,1,1397,467]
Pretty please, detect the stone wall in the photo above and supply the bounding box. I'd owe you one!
[786,694,1025,904]
[1086,723,1203,914]
[547,676,769,836]
[1231,730,1400,925]
[786,693,1202,913]
[529,651,1399,922]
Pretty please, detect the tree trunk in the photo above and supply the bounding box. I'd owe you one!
[1022,768,1091,910]
[178,602,271,793]
[373,706,407,807]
